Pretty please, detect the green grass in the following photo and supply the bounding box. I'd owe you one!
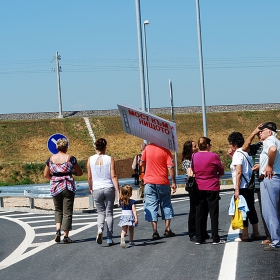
[0,109,280,186]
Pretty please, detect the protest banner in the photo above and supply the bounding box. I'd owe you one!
[117,104,178,151]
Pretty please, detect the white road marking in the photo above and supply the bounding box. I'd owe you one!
[33,222,92,229]
[35,232,55,236]
[218,224,240,280]
[0,216,98,270]
[18,215,56,220]
[26,219,53,224]
[3,212,35,217]
[0,216,35,270]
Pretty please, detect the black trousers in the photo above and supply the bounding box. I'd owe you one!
[196,190,220,243]
[188,190,209,238]
[239,188,259,227]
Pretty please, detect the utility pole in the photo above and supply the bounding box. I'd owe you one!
[169,79,178,175]
[55,51,63,118]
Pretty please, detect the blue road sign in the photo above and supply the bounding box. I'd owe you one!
[47,133,69,154]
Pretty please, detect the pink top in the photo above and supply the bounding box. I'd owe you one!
[141,144,174,185]
[192,152,224,191]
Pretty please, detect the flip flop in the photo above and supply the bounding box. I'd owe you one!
[261,239,272,245]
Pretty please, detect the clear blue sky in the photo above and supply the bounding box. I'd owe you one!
[0,0,279,114]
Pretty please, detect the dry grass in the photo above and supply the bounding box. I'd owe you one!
[1,109,280,185]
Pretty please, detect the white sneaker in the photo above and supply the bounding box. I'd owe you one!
[120,237,126,248]
[107,238,114,246]
[96,231,103,245]
[213,240,226,245]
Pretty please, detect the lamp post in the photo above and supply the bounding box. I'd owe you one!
[195,0,207,136]
[134,0,146,112]
[143,20,150,113]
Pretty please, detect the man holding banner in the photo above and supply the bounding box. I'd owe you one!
[141,143,177,240]
[117,103,178,240]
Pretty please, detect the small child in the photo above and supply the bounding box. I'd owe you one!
[118,185,138,248]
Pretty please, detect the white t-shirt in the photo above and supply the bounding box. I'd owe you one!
[230,148,253,189]
[260,135,280,175]
[89,154,113,190]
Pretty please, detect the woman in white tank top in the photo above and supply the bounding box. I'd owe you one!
[87,138,120,246]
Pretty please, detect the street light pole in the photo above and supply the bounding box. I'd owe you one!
[195,0,207,136]
[143,20,150,113]
[134,0,146,112]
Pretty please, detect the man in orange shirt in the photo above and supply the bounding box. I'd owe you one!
[141,143,177,240]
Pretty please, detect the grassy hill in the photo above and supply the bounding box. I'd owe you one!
[0,109,279,186]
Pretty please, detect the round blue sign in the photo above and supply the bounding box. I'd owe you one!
[47,133,69,154]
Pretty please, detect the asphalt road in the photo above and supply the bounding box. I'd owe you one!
[0,192,279,280]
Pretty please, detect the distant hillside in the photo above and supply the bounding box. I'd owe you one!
[0,108,280,186]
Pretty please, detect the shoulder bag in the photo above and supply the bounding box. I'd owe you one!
[237,151,255,192]
[185,154,197,192]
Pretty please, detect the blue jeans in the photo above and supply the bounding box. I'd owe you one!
[260,175,280,248]
[144,184,174,222]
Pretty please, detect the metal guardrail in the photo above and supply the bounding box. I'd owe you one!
[0,172,232,209]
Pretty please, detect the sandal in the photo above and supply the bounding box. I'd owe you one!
[261,239,272,245]
[152,232,160,240]
[164,229,175,237]
[63,236,73,244]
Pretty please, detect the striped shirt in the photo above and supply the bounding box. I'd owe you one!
[46,156,77,196]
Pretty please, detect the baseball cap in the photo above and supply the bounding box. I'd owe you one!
[258,122,277,132]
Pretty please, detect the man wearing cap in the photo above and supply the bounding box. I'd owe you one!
[241,124,271,244]
[258,122,280,251]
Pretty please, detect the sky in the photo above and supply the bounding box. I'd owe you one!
[0,0,280,114]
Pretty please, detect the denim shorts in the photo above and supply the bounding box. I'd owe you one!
[144,183,174,222]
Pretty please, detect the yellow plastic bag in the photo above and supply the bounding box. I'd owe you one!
[231,198,244,230]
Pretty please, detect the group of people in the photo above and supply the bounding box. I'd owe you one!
[230,122,280,251]
[44,137,177,247]
[182,137,225,244]
[43,121,280,251]
[182,122,280,251]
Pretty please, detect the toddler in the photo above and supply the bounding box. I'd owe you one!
[118,185,138,248]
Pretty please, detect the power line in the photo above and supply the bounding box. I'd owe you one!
[0,57,279,74]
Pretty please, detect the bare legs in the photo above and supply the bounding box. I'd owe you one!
[121,225,134,242]
[151,219,171,234]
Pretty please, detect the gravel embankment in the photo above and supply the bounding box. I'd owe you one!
[0,103,280,121]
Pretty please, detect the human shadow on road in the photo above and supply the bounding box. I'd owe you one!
[173,212,188,217]
[72,237,95,243]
